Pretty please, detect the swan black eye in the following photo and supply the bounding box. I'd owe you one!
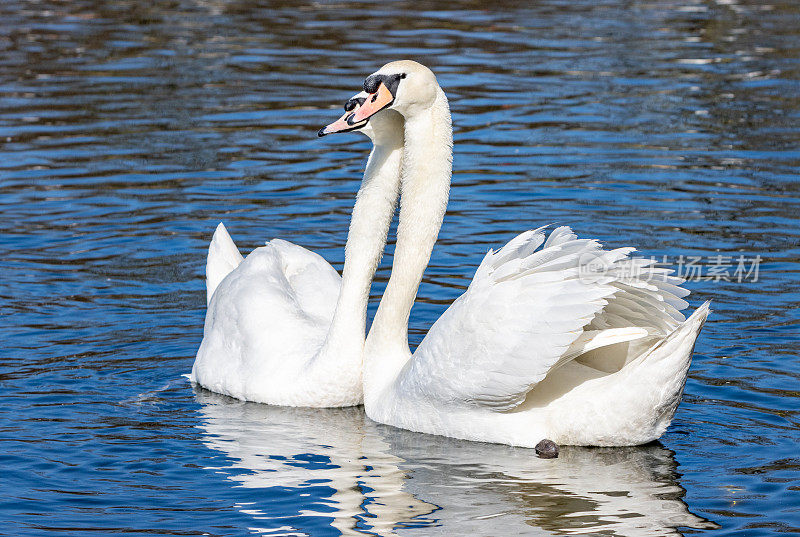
[385,73,405,95]
[363,73,407,96]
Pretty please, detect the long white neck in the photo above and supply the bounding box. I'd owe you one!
[365,89,452,396]
[321,126,404,357]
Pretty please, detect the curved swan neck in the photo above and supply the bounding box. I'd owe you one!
[322,126,404,354]
[365,88,452,387]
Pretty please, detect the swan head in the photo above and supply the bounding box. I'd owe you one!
[349,60,439,122]
[319,91,404,147]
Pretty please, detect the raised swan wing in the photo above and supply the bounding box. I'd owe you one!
[192,233,341,400]
[399,226,690,412]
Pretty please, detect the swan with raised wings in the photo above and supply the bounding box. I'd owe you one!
[342,60,709,446]
[191,94,404,407]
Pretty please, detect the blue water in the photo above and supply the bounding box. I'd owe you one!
[2,1,799,535]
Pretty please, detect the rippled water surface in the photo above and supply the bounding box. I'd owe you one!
[2,1,799,535]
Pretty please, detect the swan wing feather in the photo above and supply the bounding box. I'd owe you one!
[400,226,695,412]
[400,226,620,411]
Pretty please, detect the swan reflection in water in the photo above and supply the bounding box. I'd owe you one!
[193,388,716,536]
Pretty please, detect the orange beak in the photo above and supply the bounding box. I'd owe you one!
[318,109,366,137]
[348,82,395,124]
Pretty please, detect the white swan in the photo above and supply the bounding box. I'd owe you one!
[191,94,404,407]
[346,60,710,446]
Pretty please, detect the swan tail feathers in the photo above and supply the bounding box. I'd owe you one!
[631,300,710,433]
[643,300,710,367]
[206,222,244,305]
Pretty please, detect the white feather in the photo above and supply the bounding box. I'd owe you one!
[206,222,244,305]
